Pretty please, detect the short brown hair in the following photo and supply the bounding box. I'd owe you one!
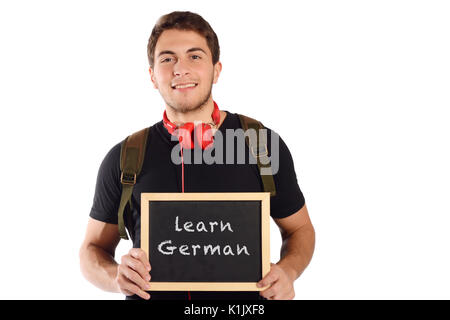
[147,11,220,69]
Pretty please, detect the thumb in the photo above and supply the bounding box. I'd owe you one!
[257,264,279,288]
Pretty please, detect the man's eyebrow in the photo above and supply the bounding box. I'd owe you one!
[186,47,207,55]
[157,50,175,58]
[157,47,207,58]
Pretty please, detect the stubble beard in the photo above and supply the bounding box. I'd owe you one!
[167,90,211,114]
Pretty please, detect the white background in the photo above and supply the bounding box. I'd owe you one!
[0,0,449,299]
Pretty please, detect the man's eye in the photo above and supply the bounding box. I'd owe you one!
[191,55,201,60]
[161,57,173,63]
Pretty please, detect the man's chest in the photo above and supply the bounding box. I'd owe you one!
[132,157,263,195]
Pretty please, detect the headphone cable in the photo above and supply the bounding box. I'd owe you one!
[179,137,190,300]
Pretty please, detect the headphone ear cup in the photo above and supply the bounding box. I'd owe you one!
[195,123,214,150]
[177,122,195,149]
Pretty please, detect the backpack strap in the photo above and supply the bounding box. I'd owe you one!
[238,114,276,197]
[118,127,150,240]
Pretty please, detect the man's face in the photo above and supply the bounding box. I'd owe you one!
[150,29,222,114]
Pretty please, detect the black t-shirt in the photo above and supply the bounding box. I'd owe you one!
[89,110,305,300]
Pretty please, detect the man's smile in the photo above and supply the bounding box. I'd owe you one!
[171,82,198,90]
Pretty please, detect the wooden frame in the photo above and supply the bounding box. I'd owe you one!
[141,192,270,291]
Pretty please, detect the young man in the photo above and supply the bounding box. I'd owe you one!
[79,11,315,300]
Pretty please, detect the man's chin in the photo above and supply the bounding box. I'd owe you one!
[167,97,211,114]
[170,104,197,114]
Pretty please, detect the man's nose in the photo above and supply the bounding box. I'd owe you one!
[173,58,190,76]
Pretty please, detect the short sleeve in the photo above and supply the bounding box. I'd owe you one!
[266,129,305,219]
[89,142,122,224]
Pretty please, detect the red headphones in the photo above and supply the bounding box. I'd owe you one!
[163,101,221,150]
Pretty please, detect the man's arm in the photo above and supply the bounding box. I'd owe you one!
[79,218,121,292]
[79,218,152,299]
[257,204,315,299]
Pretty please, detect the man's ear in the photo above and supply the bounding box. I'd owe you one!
[149,67,158,89]
[213,61,222,84]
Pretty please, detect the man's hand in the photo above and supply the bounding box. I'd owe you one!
[257,263,295,300]
[115,248,152,300]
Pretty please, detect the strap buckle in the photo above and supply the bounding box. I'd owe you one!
[120,172,136,185]
[251,144,268,158]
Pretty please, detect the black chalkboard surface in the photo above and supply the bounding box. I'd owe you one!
[141,192,270,291]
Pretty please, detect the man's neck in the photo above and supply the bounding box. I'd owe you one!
[165,99,216,126]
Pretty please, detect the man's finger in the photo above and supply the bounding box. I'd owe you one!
[260,287,276,300]
[121,264,152,291]
[122,254,151,282]
[260,281,281,299]
[130,248,151,271]
[121,288,134,296]
[257,269,279,288]
[122,281,151,300]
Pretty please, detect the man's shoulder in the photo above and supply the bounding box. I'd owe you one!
[225,111,270,129]
[234,112,276,133]
[98,140,122,171]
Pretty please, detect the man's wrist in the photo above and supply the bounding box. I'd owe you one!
[111,264,121,293]
[276,260,299,283]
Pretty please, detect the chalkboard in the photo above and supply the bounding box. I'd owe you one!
[141,192,270,291]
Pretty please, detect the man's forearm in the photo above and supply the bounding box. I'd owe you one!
[277,224,315,282]
[79,244,120,293]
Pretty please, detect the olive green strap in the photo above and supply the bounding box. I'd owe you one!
[118,184,134,240]
[238,114,276,197]
[118,127,150,240]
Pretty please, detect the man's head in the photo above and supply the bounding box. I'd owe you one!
[147,11,220,70]
[148,11,222,114]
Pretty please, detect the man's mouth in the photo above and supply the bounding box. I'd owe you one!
[171,82,198,90]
